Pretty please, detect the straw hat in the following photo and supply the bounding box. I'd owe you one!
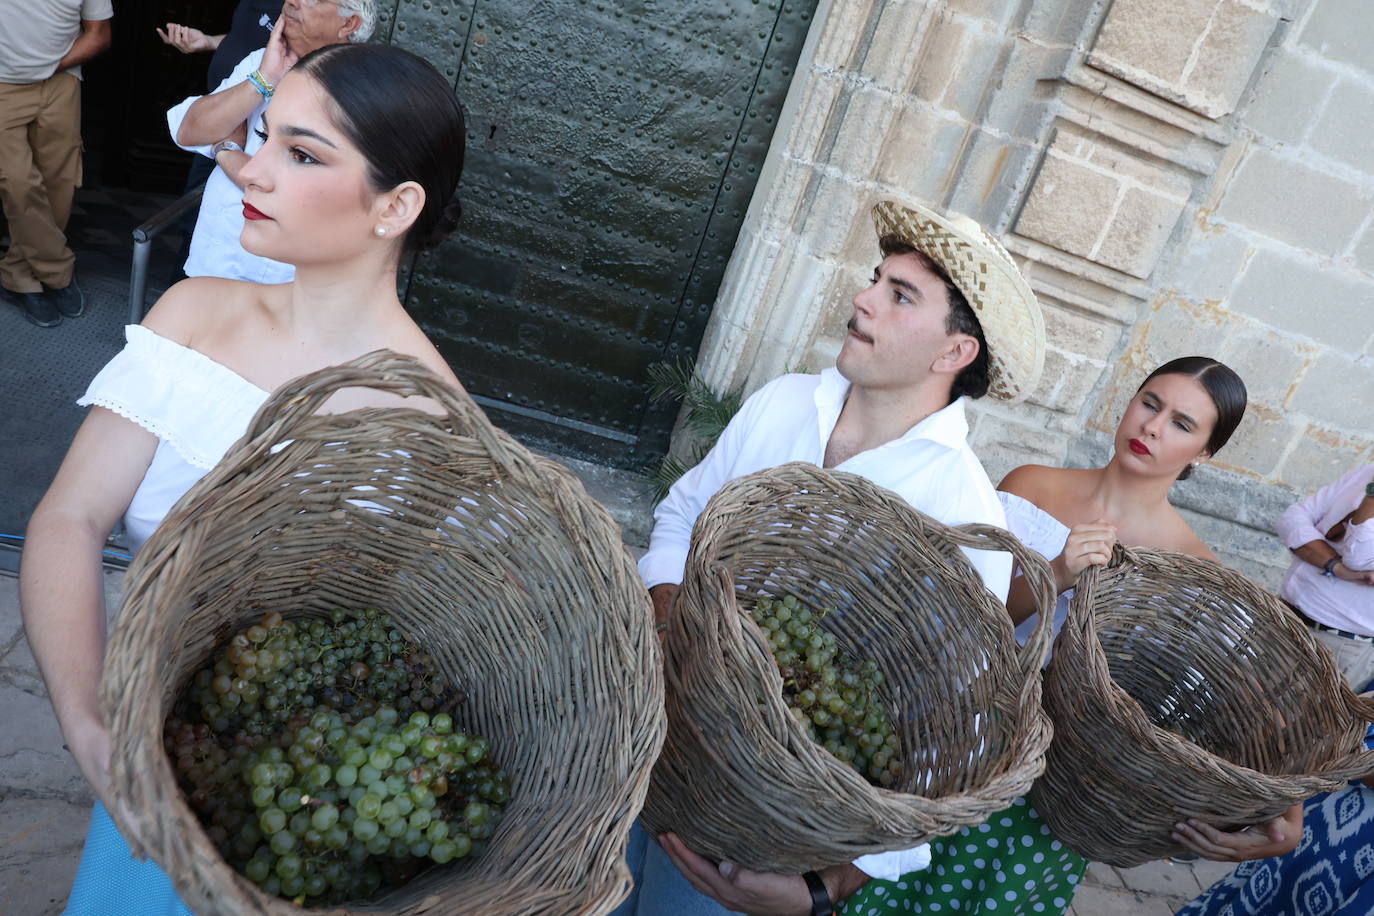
[872,198,1045,403]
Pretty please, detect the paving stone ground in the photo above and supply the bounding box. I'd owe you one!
[0,461,1236,915]
[0,570,121,916]
[1070,857,1237,915]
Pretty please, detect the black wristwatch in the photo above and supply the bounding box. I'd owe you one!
[1322,556,1340,578]
[802,871,834,916]
[1365,480,1374,498]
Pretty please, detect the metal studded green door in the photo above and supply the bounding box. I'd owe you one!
[376,0,816,466]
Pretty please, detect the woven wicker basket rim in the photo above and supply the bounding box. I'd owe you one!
[101,351,665,915]
[644,461,1058,871]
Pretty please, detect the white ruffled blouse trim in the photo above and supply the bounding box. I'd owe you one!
[997,491,1070,560]
[77,325,269,471]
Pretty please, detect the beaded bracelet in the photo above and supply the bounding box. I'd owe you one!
[247,69,275,100]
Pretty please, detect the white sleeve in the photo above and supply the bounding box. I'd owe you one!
[852,843,932,881]
[637,383,776,589]
[960,544,1011,604]
[1341,470,1374,571]
[998,491,1070,562]
[79,0,113,19]
[166,49,266,158]
[940,467,1012,603]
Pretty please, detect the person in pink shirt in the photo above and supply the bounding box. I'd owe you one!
[1275,464,1374,690]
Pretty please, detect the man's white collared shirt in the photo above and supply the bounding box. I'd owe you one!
[166,49,296,285]
[639,369,1011,602]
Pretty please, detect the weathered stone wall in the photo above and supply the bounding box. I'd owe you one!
[695,0,1369,586]
[1083,0,1374,583]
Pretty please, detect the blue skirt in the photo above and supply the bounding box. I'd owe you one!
[1180,691,1374,916]
[64,801,196,915]
[1177,784,1374,916]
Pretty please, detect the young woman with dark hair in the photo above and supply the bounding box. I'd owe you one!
[21,43,467,915]
[1002,354,1251,635]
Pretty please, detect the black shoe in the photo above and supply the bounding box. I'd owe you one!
[2,286,62,328]
[45,275,84,318]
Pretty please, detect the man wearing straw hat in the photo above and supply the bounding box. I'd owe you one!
[617,197,1045,916]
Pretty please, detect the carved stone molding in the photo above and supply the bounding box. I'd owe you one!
[1087,0,1282,119]
[698,0,1291,415]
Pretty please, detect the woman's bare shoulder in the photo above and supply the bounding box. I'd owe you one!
[389,322,464,390]
[999,465,1095,500]
[140,277,268,346]
[1156,506,1219,562]
[320,323,466,415]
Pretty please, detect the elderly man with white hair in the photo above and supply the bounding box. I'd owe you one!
[165,0,375,284]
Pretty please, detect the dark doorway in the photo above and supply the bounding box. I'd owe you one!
[381,0,818,467]
[83,0,241,193]
[39,0,820,471]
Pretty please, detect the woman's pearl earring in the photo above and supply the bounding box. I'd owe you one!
[375,227,387,237]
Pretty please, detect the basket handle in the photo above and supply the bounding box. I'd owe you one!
[240,349,528,477]
[1070,541,1140,602]
[945,522,1057,680]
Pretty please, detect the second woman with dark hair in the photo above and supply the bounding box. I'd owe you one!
[22,43,468,915]
[1001,355,1250,643]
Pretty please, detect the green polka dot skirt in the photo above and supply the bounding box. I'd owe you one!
[840,797,1087,915]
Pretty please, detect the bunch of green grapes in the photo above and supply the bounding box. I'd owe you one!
[184,609,459,738]
[165,610,505,906]
[750,595,902,787]
[236,707,507,902]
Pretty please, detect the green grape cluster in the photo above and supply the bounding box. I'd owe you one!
[165,610,508,906]
[186,609,458,738]
[749,595,902,787]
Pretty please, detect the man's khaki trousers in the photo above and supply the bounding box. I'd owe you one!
[1312,627,1374,693]
[0,71,81,294]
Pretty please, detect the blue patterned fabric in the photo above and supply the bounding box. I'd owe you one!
[64,801,196,915]
[1179,694,1374,916]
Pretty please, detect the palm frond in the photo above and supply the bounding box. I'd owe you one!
[646,358,700,403]
[642,358,746,502]
[684,388,743,440]
[642,446,708,502]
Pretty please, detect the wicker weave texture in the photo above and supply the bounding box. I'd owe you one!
[641,462,1056,872]
[100,352,665,915]
[1032,545,1374,867]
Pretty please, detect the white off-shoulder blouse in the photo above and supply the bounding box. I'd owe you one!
[77,325,269,553]
[998,490,1073,648]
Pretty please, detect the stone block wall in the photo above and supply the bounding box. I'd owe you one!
[694,0,1370,587]
[1089,0,1374,583]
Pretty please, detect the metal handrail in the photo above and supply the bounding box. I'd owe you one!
[128,184,205,324]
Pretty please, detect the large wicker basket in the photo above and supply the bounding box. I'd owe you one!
[641,462,1057,872]
[101,352,665,915]
[1032,544,1374,867]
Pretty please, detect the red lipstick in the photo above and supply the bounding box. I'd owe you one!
[1128,438,1151,456]
[243,201,270,221]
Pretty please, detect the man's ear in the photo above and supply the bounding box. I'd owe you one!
[932,335,979,376]
[375,181,426,238]
[338,15,363,41]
